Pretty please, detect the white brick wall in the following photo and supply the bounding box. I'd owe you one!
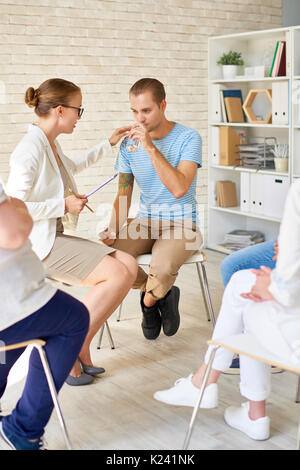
[0,0,282,241]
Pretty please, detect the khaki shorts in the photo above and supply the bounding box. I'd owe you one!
[43,233,115,285]
[112,218,203,299]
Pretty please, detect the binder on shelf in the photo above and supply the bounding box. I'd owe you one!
[224,97,245,123]
[219,126,240,166]
[211,84,223,122]
[272,81,289,125]
[250,173,265,215]
[210,126,220,165]
[240,172,250,212]
[216,180,238,208]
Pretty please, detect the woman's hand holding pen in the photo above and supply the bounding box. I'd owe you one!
[65,194,88,215]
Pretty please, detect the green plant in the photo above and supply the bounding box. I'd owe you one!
[217,50,244,66]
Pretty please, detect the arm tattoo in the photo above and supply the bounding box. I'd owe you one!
[119,173,134,193]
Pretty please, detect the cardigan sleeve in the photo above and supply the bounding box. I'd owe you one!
[269,180,300,308]
[59,139,113,176]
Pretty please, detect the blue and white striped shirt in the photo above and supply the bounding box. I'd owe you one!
[116,122,202,225]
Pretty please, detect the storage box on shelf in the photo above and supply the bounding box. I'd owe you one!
[208,26,297,254]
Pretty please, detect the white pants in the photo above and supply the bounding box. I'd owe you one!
[205,270,300,402]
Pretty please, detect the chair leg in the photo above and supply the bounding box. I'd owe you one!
[182,346,219,450]
[97,325,105,350]
[196,263,211,323]
[105,322,115,349]
[34,344,72,450]
[116,302,123,322]
[198,263,217,326]
[295,376,300,404]
[97,322,115,350]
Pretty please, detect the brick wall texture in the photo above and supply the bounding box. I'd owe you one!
[0,0,282,241]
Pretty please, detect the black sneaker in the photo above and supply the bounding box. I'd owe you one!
[140,292,161,340]
[158,286,180,337]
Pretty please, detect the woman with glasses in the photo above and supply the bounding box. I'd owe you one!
[6,78,138,386]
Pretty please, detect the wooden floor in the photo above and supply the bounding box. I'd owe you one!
[1,249,299,450]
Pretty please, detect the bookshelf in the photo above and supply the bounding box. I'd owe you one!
[207,26,299,254]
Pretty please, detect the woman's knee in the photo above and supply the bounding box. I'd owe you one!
[111,250,138,283]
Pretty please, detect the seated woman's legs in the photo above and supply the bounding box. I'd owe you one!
[220,239,277,287]
[74,250,138,369]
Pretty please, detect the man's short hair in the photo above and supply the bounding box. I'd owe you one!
[129,78,166,105]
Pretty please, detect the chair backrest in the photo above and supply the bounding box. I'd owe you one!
[0,339,45,353]
[208,334,300,375]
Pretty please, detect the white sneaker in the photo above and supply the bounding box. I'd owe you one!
[153,374,218,408]
[224,402,270,441]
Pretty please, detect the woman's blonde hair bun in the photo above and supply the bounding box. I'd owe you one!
[25,87,39,108]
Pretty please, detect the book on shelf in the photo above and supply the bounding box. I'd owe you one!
[220,89,245,123]
[224,97,244,123]
[216,180,238,207]
[270,40,286,77]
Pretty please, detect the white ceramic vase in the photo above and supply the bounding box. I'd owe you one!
[274,157,288,172]
[222,65,238,79]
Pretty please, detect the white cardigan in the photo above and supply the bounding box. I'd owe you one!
[269,179,300,309]
[6,124,113,260]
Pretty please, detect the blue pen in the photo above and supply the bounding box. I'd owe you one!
[86,173,119,198]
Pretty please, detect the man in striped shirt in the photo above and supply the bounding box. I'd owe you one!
[99,78,203,340]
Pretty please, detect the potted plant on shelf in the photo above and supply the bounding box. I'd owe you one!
[217,50,244,79]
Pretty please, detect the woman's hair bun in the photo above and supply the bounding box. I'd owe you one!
[25,87,39,107]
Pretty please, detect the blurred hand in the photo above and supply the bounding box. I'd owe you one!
[98,228,116,246]
[109,126,133,147]
[65,194,88,215]
[241,266,274,302]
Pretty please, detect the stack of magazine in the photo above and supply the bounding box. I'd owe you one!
[220,230,265,252]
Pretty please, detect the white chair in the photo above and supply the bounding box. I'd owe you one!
[0,339,72,450]
[183,333,300,450]
[117,250,216,324]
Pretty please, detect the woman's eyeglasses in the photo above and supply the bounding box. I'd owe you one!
[55,104,84,118]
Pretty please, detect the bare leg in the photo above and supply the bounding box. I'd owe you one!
[69,250,137,376]
[191,363,222,389]
[248,400,266,420]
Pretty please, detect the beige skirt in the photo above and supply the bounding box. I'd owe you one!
[43,233,115,285]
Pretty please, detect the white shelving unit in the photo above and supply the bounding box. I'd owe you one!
[207,26,300,254]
